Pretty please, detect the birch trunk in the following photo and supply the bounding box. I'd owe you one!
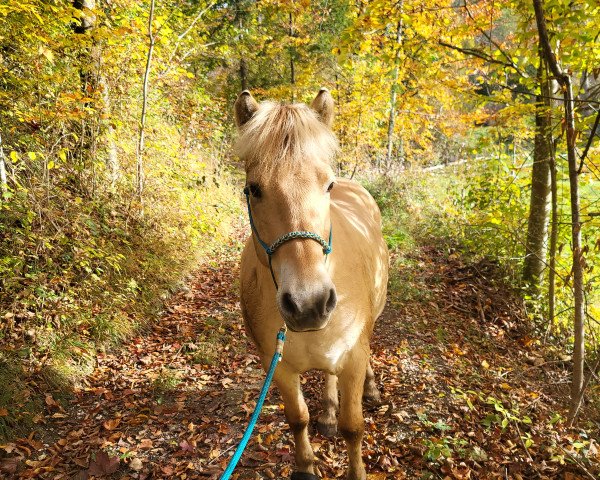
[136,0,156,198]
[385,17,404,169]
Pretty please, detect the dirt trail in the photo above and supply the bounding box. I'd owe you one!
[1,244,597,479]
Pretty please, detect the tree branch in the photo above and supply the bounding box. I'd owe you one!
[532,0,564,80]
[438,40,515,69]
[577,108,600,174]
[166,2,216,66]
[462,1,526,77]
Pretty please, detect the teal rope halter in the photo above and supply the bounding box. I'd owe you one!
[243,186,332,289]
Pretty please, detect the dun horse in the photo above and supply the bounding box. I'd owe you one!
[234,89,389,480]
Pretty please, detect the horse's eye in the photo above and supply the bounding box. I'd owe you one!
[327,182,334,193]
[246,183,262,198]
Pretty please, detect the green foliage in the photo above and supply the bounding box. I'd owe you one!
[363,172,460,252]
[0,0,242,438]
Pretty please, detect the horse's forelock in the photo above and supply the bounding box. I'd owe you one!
[234,101,338,178]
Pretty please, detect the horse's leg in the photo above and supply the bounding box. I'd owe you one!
[362,360,382,406]
[338,348,368,480]
[273,366,315,475]
[316,373,338,437]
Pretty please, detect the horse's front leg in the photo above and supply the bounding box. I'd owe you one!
[272,364,316,476]
[338,347,368,480]
[317,373,338,437]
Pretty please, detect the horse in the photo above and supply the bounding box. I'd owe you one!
[234,88,389,480]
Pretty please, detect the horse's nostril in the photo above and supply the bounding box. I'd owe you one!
[325,288,337,314]
[281,292,298,316]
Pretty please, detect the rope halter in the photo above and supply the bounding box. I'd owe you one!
[243,186,332,289]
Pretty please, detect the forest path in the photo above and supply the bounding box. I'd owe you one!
[3,243,594,479]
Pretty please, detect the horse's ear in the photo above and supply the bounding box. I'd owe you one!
[311,88,334,128]
[234,90,259,128]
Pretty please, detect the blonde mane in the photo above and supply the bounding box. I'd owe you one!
[234,101,338,178]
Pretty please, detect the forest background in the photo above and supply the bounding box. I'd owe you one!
[0,0,599,474]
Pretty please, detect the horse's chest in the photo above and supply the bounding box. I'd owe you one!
[284,314,364,374]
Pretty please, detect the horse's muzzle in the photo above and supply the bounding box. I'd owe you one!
[278,285,337,332]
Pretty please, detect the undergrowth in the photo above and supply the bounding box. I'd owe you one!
[363,165,600,423]
[363,170,462,306]
[0,157,240,439]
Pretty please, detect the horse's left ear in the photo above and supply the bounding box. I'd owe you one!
[311,88,334,128]
[234,90,259,128]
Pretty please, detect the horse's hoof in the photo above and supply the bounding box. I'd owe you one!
[316,419,337,438]
[291,472,320,480]
[362,392,382,408]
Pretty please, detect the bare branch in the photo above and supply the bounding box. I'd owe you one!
[577,108,600,174]
[438,40,515,69]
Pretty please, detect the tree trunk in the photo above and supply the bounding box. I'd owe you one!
[240,57,248,91]
[136,0,156,199]
[523,55,552,291]
[0,132,7,199]
[563,74,585,426]
[385,17,403,169]
[73,0,96,33]
[289,12,295,103]
[73,0,96,94]
[100,73,119,190]
[74,0,119,192]
[547,135,558,333]
[533,0,585,425]
[72,0,97,193]
[547,60,559,335]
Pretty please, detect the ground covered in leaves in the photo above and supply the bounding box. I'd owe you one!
[1,244,599,479]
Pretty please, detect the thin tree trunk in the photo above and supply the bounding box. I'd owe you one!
[74,1,119,192]
[136,0,156,199]
[73,0,96,194]
[289,12,295,103]
[0,132,7,198]
[240,57,248,91]
[385,16,404,168]
[523,53,552,291]
[547,60,559,335]
[548,136,558,334]
[564,74,585,425]
[533,0,585,425]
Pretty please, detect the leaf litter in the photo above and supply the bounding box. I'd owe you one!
[0,243,598,479]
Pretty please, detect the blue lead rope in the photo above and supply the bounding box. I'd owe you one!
[219,327,286,480]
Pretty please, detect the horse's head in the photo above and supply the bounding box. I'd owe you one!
[234,89,338,332]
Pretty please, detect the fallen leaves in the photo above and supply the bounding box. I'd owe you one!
[102,418,121,431]
[86,451,119,476]
[0,456,20,475]
[129,457,143,471]
[1,247,597,480]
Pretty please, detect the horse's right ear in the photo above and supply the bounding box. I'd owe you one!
[234,90,259,128]
[311,88,334,128]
